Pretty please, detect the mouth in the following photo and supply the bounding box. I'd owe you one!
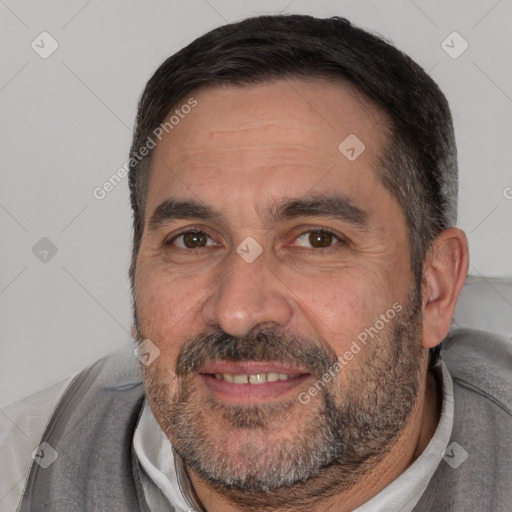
[197,361,313,403]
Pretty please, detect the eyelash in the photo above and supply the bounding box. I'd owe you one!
[294,228,343,250]
[165,227,345,252]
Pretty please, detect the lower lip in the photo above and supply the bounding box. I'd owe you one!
[198,373,312,403]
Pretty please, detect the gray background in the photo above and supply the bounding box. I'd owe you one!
[1,0,511,406]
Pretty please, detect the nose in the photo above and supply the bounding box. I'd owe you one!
[201,246,293,338]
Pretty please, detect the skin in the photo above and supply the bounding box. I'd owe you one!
[133,78,469,511]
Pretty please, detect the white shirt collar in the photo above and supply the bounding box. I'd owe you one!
[133,402,198,512]
[354,359,454,511]
[133,359,454,512]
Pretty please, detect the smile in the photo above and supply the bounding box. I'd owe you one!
[212,372,303,384]
[197,363,312,403]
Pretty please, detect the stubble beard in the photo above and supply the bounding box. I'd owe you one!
[140,286,425,510]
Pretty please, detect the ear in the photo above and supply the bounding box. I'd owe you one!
[421,227,469,349]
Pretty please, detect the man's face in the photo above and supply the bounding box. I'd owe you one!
[134,78,427,496]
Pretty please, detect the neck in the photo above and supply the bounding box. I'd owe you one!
[187,367,441,512]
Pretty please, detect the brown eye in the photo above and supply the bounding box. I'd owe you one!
[171,230,212,249]
[309,231,334,248]
[295,229,342,249]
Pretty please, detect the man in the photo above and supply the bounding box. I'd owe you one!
[6,14,512,512]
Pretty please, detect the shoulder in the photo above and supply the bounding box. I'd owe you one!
[440,327,512,501]
[0,376,75,511]
[2,341,142,511]
[441,326,512,415]
[413,328,512,510]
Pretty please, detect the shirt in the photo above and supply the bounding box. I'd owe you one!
[133,359,454,512]
[5,327,512,511]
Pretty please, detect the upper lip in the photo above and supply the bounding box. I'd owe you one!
[199,361,310,376]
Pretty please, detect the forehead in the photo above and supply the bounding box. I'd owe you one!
[145,78,395,225]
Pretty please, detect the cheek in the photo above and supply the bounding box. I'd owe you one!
[135,266,206,362]
[142,360,181,431]
[287,266,397,353]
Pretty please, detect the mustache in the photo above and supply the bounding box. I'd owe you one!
[175,327,339,379]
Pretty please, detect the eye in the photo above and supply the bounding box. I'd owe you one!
[167,230,216,249]
[294,229,343,249]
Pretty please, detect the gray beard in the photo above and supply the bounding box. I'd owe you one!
[140,286,425,510]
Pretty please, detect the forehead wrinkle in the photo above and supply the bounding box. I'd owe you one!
[146,79,394,237]
[158,144,335,178]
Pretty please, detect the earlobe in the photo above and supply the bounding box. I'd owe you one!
[421,228,469,349]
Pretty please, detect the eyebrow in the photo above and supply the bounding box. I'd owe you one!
[270,194,369,230]
[147,193,369,233]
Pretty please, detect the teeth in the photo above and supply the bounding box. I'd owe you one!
[248,374,265,384]
[212,372,301,384]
